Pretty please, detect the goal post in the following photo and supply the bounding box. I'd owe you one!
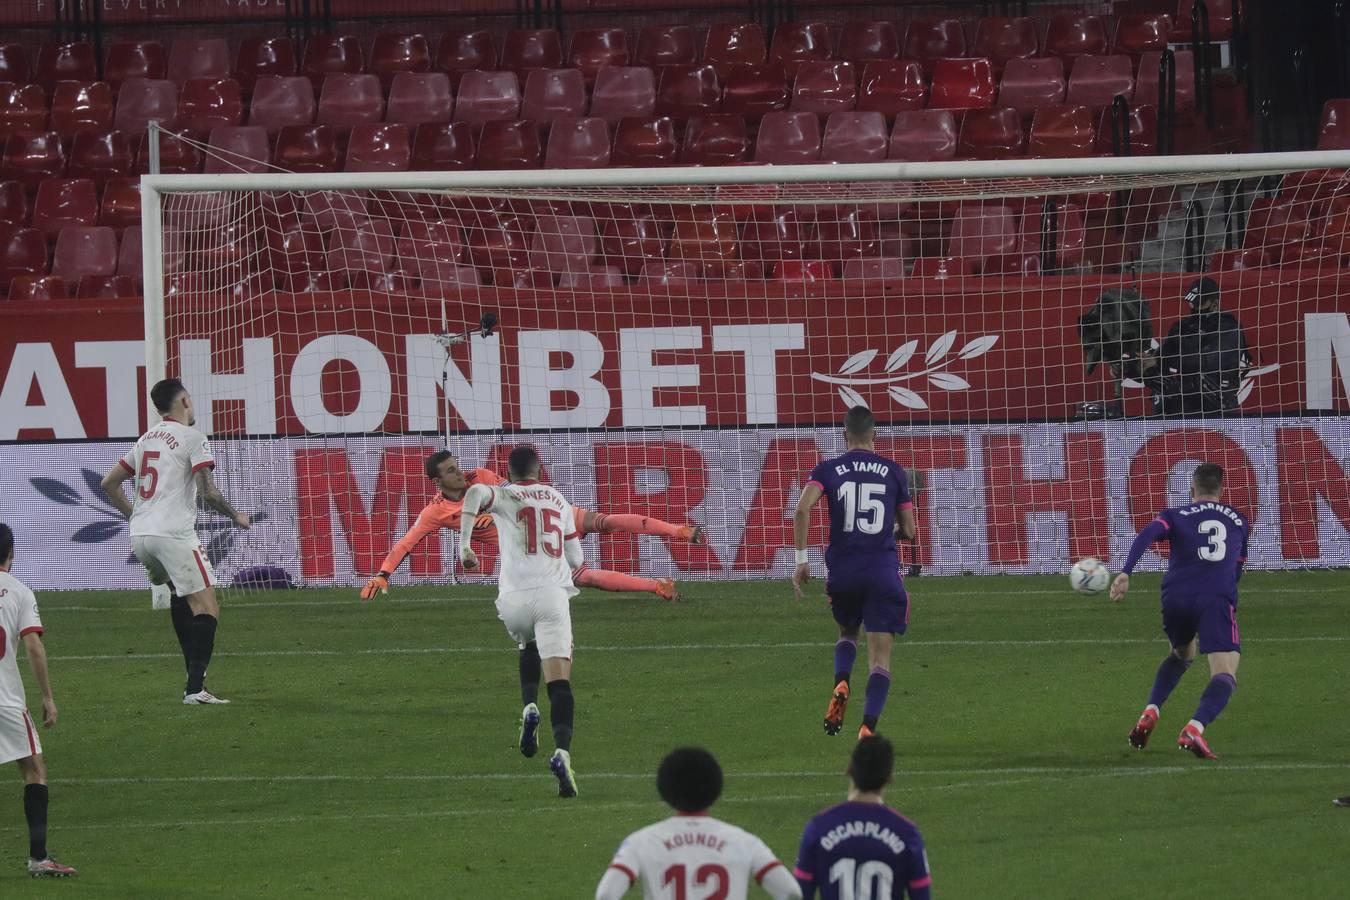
[139,149,1350,590]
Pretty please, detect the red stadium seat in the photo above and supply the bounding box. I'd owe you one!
[32,178,98,238]
[0,45,30,84]
[268,222,326,289]
[522,69,588,123]
[1114,14,1174,55]
[559,266,625,290]
[602,211,666,275]
[176,78,243,131]
[1045,15,1109,67]
[838,22,900,63]
[1243,198,1311,262]
[568,29,629,87]
[999,58,1066,110]
[105,41,167,91]
[770,260,835,282]
[792,61,858,114]
[302,34,366,88]
[721,63,790,120]
[857,61,926,116]
[681,115,750,165]
[1065,55,1134,106]
[904,19,967,68]
[463,209,531,269]
[544,117,611,169]
[501,30,564,73]
[770,21,833,76]
[611,116,678,167]
[842,257,905,279]
[669,210,739,265]
[973,18,1039,73]
[639,260,699,285]
[1096,103,1158,156]
[704,24,767,76]
[117,226,142,278]
[8,275,68,301]
[98,176,141,228]
[326,218,396,278]
[453,70,521,124]
[0,226,47,292]
[475,120,542,170]
[436,31,497,83]
[396,219,465,282]
[656,65,721,119]
[949,202,1019,266]
[370,33,432,89]
[529,214,599,272]
[36,42,97,91]
[1171,0,1234,42]
[249,75,317,132]
[274,124,340,173]
[235,38,297,94]
[822,111,889,163]
[67,130,134,184]
[1028,105,1097,157]
[817,207,881,260]
[1317,100,1350,150]
[1207,248,1268,272]
[411,122,475,170]
[77,274,138,298]
[52,225,118,280]
[635,25,697,69]
[889,110,957,161]
[930,58,996,110]
[2,132,67,189]
[910,256,975,278]
[386,73,453,125]
[742,209,808,263]
[112,78,176,135]
[958,108,1026,159]
[0,180,26,225]
[590,67,656,122]
[0,83,48,135]
[167,39,231,86]
[755,111,822,164]
[206,125,271,174]
[51,81,115,136]
[318,74,384,127]
[1136,51,1196,117]
[345,123,410,172]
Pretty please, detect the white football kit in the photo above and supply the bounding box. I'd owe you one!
[599,814,796,900]
[461,480,583,660]
[0,572,44,764]
[120,419,217,596]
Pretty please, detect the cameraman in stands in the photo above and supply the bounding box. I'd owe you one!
[1141,277,1253,417]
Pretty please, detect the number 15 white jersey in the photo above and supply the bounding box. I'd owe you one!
[478,481,580,597]
[118,419,215,540]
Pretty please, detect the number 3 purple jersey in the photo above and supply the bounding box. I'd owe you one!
[807,450,912,571]
[1155,501,1250,600]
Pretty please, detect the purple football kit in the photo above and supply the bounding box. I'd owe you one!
[794,802,932,900]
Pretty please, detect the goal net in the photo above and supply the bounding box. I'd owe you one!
[142,148,1350,590]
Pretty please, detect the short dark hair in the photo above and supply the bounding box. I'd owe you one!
[1193,462,1224,495]
[656,747,723,813]
[844,405,875,437]
[425,450,454,480]
[0,522,12,566]
[508,445,541,480]
[150,378,187,414]
[849,735,894,793]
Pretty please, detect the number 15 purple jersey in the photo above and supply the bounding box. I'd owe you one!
[807,449,912,570]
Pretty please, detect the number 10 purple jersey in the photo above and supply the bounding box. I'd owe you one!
[807,450,912,568]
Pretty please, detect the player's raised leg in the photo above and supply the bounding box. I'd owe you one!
[825,624,859,736]
[1131,637,1196,750]
[572,564,679,602]
[576,509,703,544]
[518,641,542,758]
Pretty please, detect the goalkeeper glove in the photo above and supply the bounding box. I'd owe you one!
[360,573,390,601]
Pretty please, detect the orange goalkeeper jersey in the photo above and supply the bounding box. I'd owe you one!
[377,468,505,575]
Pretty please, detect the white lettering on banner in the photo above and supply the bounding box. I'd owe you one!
[619,327,707,427]
[405,333,503,432]
[0,344,86,439]
[179,338,277,434]
[1305,313,1350,409]
[710,324,806,424]
[518,330,609,429]
[290,335,391,433]
[74,341,144,438]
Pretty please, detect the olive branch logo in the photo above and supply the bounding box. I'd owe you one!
[811,331,999,410]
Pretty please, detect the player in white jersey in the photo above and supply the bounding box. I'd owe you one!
[596,747,801,900]
[0,524,77,877]
[99,378,250,705]
[459,446,585,798]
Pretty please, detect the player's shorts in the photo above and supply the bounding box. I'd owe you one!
[0,706,42,765]
[496,587,574,660]
[131,534,217,596]
[1161,592,1240,654]
[827,568,909,635]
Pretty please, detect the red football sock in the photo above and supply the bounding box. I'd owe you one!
[592,513,686,539]
[574,567,662,596]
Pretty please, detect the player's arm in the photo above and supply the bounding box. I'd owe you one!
[595,839,639,900]
[22,632,57,728]
[194,468,250,528]
[792,481,824,599]
[362,505,447,600]
[793,821,818,900]
[749,836,801,900]
[458,483,494,570]
[1110,515,1170,602]
[99,459,135,519]
[564,529,584,572]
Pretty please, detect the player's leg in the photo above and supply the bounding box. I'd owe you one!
[1178,600,1241,760]
[1132,601,1199,749]
[576,508,703,543]
[860,631,896,738]
[518,641,543,758]
[169,539,227,704]
[533,593,579,797]
[824,593,864,736]
[10,735,73,876]
[133,538,193,675]
[572,564,678,602]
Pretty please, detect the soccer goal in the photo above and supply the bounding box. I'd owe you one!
[140,146,1350,589]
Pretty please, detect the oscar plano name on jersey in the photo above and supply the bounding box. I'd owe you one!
[817,818,908,854]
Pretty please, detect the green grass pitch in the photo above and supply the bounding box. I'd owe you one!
[2,571,1348,898]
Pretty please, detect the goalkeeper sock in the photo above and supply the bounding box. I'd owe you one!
[588,513,685,539]
[24,783,48,860]
[185,614,218,695]
[547,679,574,752]
[574,567,661,596]
[169,594,193,673]
[519,642,541,706]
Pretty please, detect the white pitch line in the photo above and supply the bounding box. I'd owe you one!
[46,634,1350,663]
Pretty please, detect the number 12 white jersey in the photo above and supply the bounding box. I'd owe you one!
[119,419,215,540]
[605,815,787,900]
[478,481,580,596]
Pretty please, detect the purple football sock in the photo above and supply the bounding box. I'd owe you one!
[1193,673,1236,726]
[1147,654,1192,708]
[862,668,891,727]
[834,638,858,686]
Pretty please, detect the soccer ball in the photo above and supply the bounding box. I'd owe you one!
[1069,557,1110,595]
